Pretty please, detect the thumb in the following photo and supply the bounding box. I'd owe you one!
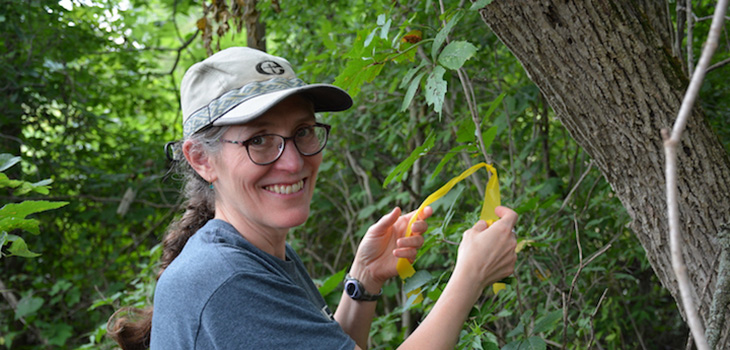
[368,207,401,236]
[494,206,518,226]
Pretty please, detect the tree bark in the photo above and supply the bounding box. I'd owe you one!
[244,0,266,51]
[478,0,730,346]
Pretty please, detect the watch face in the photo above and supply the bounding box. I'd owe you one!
[345,281,358,297]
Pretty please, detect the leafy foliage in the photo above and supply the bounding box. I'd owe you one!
[2,0,727,349]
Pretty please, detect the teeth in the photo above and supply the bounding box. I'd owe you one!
[266,180,304,194]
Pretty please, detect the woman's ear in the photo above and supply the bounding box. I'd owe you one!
[183,140,217,183]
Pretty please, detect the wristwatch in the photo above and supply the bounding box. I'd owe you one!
[344,274,382,302]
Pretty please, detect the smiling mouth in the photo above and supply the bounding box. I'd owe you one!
[264,179,305,194]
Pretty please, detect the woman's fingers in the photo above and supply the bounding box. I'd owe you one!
[368,207,402,237]
[393,231,425,261]
[397,235,424,249]
[494,206,518,227]
[418,206,433,220]
[392,247,419,261]
[406,206,433,237]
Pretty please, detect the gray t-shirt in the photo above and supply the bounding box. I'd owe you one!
[150,219,355,349]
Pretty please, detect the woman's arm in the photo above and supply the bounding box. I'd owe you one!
[334,206,431,348]
[336,206,517,350]
[399,207,518,349]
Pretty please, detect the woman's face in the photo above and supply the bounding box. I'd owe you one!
[210,95,322,234]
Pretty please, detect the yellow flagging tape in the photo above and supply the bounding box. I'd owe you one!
[397,163,503,303]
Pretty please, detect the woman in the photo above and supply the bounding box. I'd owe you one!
[109,47,518,349]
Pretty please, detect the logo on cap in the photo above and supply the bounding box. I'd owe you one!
[256,61,286,75]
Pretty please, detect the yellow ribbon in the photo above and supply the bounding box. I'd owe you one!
[397,162,502,302]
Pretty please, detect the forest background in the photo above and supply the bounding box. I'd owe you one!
[1,0,729,349]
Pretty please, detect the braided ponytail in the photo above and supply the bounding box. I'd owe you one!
[108,126,228,349]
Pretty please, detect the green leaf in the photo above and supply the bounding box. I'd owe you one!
[399,60,428,89]
[404,270,433,294]
[12,182,34,196]
[0,200,69,221]
[8,237,41,258]
[425,66,447,116]
[334,58,385,97]
[502,337,546,350]
[482,93,506,123]
[506,322,525,338]
[431,145,468,180]
[0,217,41,235]
[15,294,44,320]
[481,125,499,151]
[357,204,378,220]
[532,310,562,335]
[432,10,465,61]
[524,337,547,350]
[42,323,73,346]
[0,154,21,172]
[400,71,426,112]
[0,173,23,189]
[502,337,547,350]
[438,41,478,70]
[318,269,347,297]
[470,0,494,10]
[383,133,436,187]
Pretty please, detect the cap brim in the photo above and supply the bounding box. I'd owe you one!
[211,84,353,127]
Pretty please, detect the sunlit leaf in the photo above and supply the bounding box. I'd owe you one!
[432,10,465,61]
[470,0,494,10]
[438,40,478,70]
[0,154,21,172]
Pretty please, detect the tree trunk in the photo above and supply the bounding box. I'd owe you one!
[244,0,266,51]
[478,0,730,346]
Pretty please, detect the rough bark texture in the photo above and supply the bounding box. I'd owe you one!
[478,0,730,346]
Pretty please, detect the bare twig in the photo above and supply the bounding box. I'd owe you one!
[587,288,609,349]
[537,161,594,227]
[686,0,694,76]
[345,150,374,205]
[707,57,730,73]
[562,216,612,349]
[662,2,727,350]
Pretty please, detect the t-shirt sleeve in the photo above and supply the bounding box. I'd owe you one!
[195,271,356,350]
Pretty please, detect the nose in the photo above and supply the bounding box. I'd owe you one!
[273,138,304,172]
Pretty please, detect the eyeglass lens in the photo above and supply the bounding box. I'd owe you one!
[248,125,328,165]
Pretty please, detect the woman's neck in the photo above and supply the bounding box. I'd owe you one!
[214,207,288,260]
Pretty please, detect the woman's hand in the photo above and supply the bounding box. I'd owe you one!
[454,206,518,291]
[349,206,433,292]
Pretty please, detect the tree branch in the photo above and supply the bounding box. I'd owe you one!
[707,57,730,73]
[662,2,727,350]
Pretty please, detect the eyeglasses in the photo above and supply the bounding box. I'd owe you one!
[220,123,331,165]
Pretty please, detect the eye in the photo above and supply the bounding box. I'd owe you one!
[296,126,313,138]
[248,135,267,147]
